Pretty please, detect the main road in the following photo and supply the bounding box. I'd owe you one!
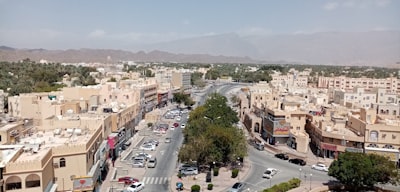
[141,113,188,192]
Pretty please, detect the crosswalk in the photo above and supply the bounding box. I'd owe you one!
[141,177,170,185]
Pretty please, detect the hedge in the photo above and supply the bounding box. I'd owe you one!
[262,178,301,192]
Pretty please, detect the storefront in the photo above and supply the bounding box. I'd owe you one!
[321,143,337,159]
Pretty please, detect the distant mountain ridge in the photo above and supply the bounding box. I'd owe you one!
[0,47,259,64]
[143,31,400,67]
[0,31,399,67]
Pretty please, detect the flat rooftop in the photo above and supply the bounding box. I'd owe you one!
[17,128,96,161]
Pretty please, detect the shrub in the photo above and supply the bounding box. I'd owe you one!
[177,172,183,178]
[262,178,302,192]
[213,168,219,176]
[207,183,213,190]
[191,184,201,192]
[231,168,239,178]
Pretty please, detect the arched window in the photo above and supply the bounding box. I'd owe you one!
[60,158,66,167]
[6,176,22,190]
[26,174,41,188]
[369,131,378,142]
[254,123,260,133]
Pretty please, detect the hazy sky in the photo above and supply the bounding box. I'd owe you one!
[0,0,399,50]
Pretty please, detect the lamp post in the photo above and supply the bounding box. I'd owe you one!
[299,168,302,180]
[310,173,312,190]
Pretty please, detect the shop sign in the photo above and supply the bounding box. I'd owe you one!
[345,147,363,153]
[273,127,290,136]
[73,177,93,191]
[321,143,337,151]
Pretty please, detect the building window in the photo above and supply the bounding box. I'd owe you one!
[60,158,66,167]
[6,176,22,190]
[369,131,378,142]
[26,174,41,188]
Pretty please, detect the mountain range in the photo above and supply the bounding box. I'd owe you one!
[1,31,399,67]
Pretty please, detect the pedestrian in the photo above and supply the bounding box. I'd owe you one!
[112,159,115,167]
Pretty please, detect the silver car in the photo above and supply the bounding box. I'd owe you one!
[228,182,245,192]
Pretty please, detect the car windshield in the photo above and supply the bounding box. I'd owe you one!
[265,170,271,174]
[232,183,241,188]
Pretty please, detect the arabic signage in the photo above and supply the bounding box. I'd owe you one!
[321,143,337,151]
[73,177,94,191]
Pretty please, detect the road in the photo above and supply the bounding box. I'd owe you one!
[141,113,187,192]
[243,146,332,191]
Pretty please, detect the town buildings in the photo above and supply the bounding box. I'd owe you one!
[0,67,192,191]
[241,73,400,163]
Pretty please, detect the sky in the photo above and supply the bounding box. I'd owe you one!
[0,0,399,50]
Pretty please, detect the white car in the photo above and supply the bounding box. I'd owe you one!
[312,163,329,172]
[180,124,186,128]
[180,167,199,175]
[126,181,145,192]
[262,168,278,179]
[140,144,155,151]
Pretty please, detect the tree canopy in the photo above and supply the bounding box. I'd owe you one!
[178,93,246,165]
[329,152,400,191]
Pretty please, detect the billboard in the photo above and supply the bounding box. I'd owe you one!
[73,177,94,191]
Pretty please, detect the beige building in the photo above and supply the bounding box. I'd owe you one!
[171,72,191,94]
[318,76,400,94]
[333,87,377,108]
[347,108,400,162]
[270,71,308,88]
[241,82,310,153]
[306,107,364,159]
[0,89,6,114]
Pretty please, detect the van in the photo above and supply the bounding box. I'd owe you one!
[147,157,157,168]
[255,143,264,151]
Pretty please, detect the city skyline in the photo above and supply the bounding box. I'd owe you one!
[0,0,399,50]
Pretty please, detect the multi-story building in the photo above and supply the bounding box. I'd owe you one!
[0,89,6,114]
[261,102,309,153]
[306,107,364,159]
[171,72,191,95]
[333,87,377,108]
[347,108,400,162]
[318,76,400,94]
[270,71,308,88]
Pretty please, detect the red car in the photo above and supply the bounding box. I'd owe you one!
[173,122,179,127]
[118,176,139,185]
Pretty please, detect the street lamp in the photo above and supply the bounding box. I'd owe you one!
[299,168,302,180]
[310,173,312,190]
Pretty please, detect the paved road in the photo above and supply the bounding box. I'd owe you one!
[243,146,332,191]
[141,114,187,192]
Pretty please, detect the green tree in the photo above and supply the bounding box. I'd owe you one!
[329,152,399,191]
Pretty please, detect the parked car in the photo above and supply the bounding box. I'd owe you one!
[312,163,329,172]
[275,153,289,160]
[126,182,145,192]
[228,182,245,192]
[289,158,306,166]
[255,143,264,151]
[176,116,181,121]
[165,137,171,143]
[262,168,278,179]
[147,157,157,168]
[180,167,199,175]
[118,176,139,185]
[135,152,152,160]
[179,163,198,171]
[145,139,159,146]
[180,124,186,128]
[132,159,145,168]
[140,144,155,151]
[173,122,179,127]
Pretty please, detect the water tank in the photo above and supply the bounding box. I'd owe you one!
[66,128,74,134]
[326,126,332,132]
[74,128,82,135]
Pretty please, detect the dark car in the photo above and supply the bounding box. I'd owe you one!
[289,158,306,166]
[275,153,289,160]
[118,176,139,185]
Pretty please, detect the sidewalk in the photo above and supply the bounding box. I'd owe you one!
[99,134,146,192]
[169,158,252,192]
